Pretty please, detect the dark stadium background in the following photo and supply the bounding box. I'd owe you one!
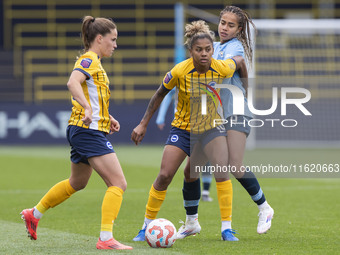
[0,1,339,145]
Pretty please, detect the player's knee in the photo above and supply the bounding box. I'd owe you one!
[215,177,228,182]
[228,157,238,165]
[228,156,242,169]
[119,180,127,191]
[73,182,88,191]
[228,158,244,178]
[110,177,127,191]
[184,170,199,182]
[69,178,88,191]
[156,172,174,187]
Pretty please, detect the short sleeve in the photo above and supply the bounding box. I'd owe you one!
[222,58,237,78]
[74,56,98,80]
[162,67,177,90]
[224,41,244,59]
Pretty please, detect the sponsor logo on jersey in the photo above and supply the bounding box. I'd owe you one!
[80,58,93,68]
[164,72,173,84]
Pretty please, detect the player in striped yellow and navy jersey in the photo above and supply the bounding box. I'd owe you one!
[161,55,235,134]
[20,16,132,250]
[68,50,111,132]
[131,20,247,242]
[154,6,274,239]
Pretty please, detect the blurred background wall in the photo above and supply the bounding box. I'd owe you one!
[0,0,339,145]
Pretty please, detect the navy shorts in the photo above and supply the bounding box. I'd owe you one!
[165,126,227,156]
[165,127,191,156]
[191,125,227,148]
[66,125,114,165]
[225,115,251,137]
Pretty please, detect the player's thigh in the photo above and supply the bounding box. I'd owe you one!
[160,145,187,174]
[187,143,207,180]
[88,153,127,190]
[204,136,230,180]
[227,130,246,165]
[203,136,228,165]
[227,130,247,178]
[158,145,187,180]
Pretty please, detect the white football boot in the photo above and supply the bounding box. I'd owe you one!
[257,206,274,234]
[176,218,201,239]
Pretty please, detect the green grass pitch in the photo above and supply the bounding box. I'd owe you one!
[0,145,339,254]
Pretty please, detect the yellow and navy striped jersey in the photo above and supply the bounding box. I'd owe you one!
[162,58,236,134]
[68,51,111,133]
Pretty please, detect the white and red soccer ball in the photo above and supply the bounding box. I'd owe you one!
[145,218,177,248]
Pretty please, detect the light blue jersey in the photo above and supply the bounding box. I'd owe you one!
[156,88,175,125]
[213,38,252,119]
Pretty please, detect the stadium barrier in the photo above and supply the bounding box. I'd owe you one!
[0,102,172,145]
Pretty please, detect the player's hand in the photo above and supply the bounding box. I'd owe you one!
[109,115,120,134]
[131,124,147,145]
[157,123,165,130]
[81,108,92,126]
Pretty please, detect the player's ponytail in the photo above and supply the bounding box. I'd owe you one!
[81,16,117,52]
[219,6,256,65]
[184,20,215,49]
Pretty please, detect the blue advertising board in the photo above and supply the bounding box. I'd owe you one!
[0,102,172,145]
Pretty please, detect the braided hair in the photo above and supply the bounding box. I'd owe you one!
[219,6,256,65]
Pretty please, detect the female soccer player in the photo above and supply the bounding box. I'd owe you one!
[213,6,274,235]
[131,20,247,242]
[156,89,214,202]
[155,6,274,237]
[20,16,132,250]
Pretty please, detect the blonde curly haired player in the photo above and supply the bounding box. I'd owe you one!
[156,6,274,238]
[131,19,247,242]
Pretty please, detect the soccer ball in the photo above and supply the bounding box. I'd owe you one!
[145,218,177,248]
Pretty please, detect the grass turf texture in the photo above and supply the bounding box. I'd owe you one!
[0,146,339,254]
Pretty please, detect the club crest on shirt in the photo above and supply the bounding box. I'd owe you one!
[80,58,92,68]
[228,61,236,70]
[219,51,224,58]
[164,72,173,84]
[207,81,217,93]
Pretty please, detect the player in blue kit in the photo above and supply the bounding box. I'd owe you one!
[213,6,274,235]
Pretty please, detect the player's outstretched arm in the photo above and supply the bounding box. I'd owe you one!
[131,85,169,145]
[232,55,248,96]
[155,88,175,130]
